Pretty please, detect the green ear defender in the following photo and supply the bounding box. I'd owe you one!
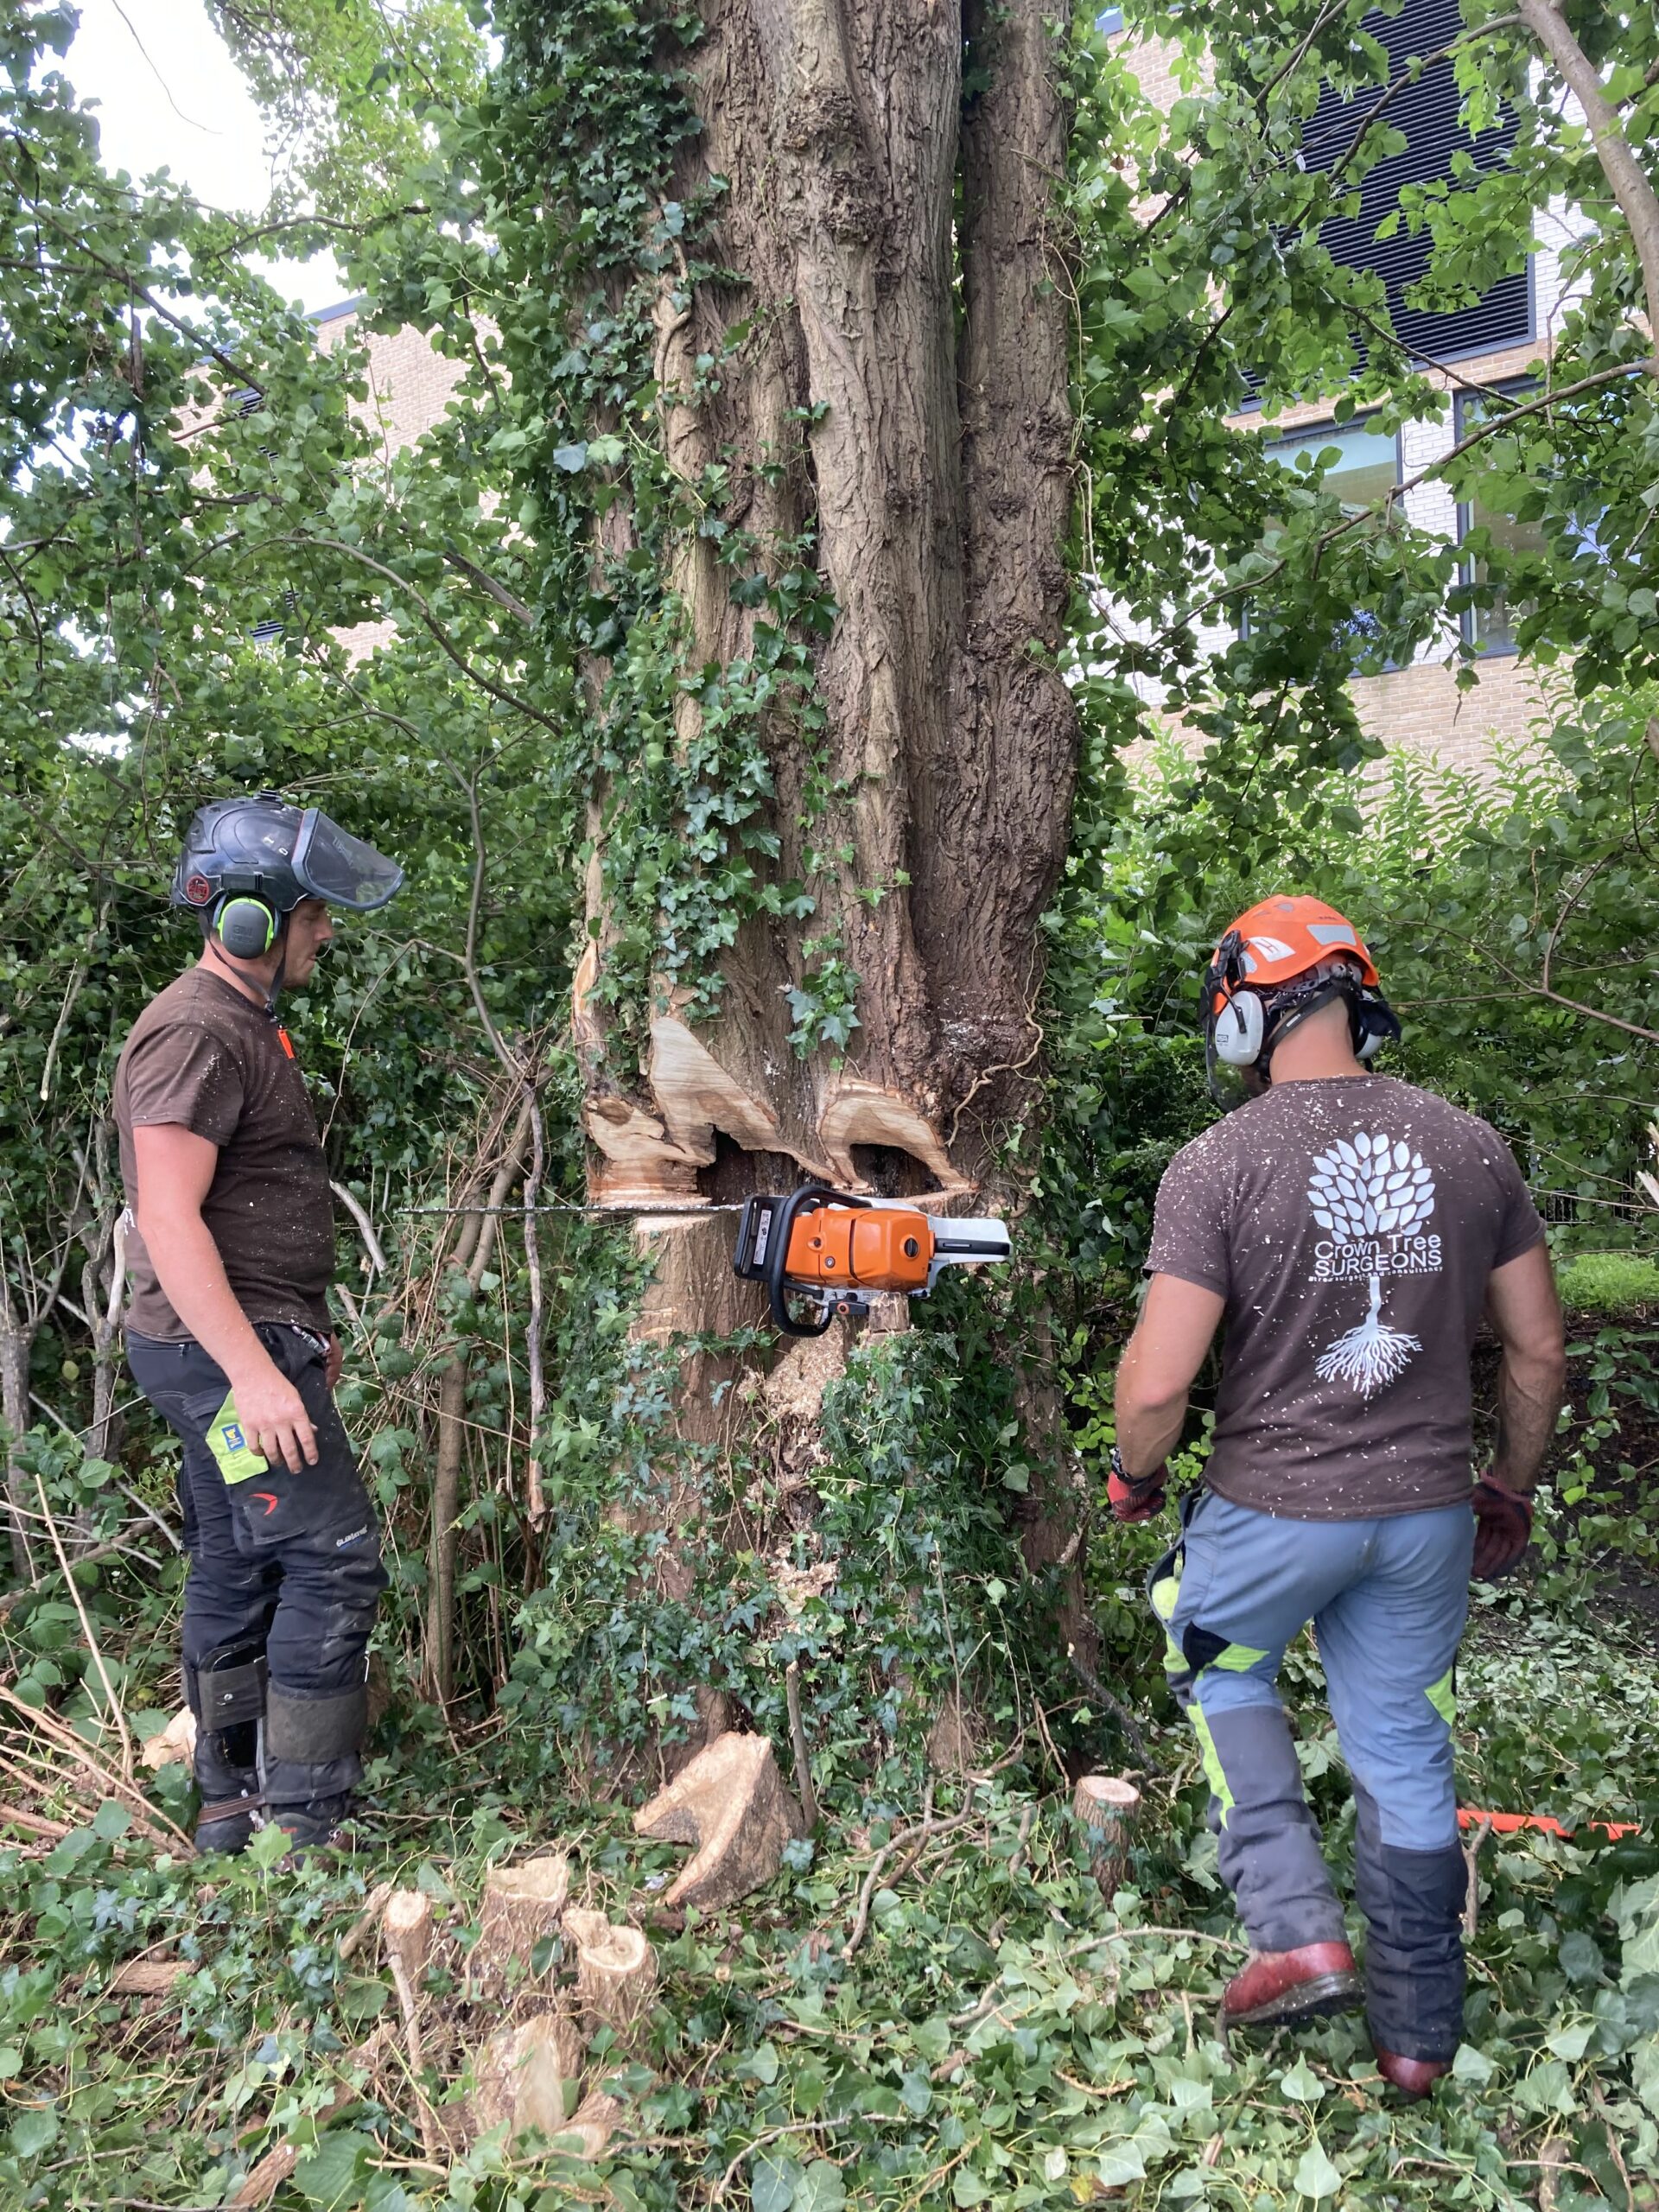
[215,894,278,958]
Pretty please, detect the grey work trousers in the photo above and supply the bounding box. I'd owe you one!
[1150,1489,1473,2061]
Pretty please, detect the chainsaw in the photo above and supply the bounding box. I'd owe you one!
[733,1185,1012,1336]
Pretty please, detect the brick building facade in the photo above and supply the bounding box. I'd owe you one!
[1109,11,1579,772]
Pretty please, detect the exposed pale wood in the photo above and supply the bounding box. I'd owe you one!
[555,2089,624,2160]
[108,1957,187,1995]
[632,1732,804,1912]
[467,2010,586,2145]
[817,1078,969,1193]
[563,1907,658,2035]
[140,1705,196,1771]
[382,1887,435,1980]
[474,1853,570,1986]
[1073,1775,1141,1899]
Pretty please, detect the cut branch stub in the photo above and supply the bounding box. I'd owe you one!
[382,1887,435,1982]
[1073,1774,1141,1900]
[562,1906,658,2036]
[554,2089,624,2161]
[632,1731,804,1912]
[466,2011,586,2146]
[474,1853,570,1987]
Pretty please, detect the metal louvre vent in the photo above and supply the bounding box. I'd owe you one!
[1300,0,1530,363]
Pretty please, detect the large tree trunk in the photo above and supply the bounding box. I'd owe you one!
[575,0,1077,1211]
[563,0,1084,1703]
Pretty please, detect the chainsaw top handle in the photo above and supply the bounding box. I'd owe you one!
[765,1185,868,1337]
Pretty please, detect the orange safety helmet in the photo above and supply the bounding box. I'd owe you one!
[1204,894,1396,1103]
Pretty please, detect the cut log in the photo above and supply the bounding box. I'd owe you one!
[474,1853,570,1985]
[467,2010,586,2145]
[140,1706,196,1771]
[563,1907,658,2035]
[632,1732,804,1913]
[552,2089,623,2160]
[108,1957,187,1996]
[382,1887,434,1980]
[1073,1775,1141,1900]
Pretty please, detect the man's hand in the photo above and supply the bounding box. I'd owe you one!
[325,1333,343,1392]
[1109,1449,1167,1523]
[1471,1471,1533,1580]
[230,1357,319,1473]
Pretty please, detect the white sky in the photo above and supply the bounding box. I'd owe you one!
[64,0,350,315]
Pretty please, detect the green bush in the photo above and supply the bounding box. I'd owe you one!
[1557,1249,1659,1315]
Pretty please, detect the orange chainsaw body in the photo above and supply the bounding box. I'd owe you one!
[783,1204,933,1292]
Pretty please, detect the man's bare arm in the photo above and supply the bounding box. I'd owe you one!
[1114,1274,1227,1479]
[1484,1242,1567,1497]
[131,1124,318,1471]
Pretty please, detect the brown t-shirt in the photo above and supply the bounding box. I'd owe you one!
[114,968,334,1338]
[1146,1075,1545,1519]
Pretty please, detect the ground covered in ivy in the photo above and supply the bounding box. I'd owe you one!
[3,1591,1656,2212]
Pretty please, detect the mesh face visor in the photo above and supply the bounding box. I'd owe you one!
[290,810,404,911]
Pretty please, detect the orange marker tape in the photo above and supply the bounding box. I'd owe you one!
[1458,1808,1641,1841]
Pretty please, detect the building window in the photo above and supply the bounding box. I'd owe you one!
[1453,389,1544,657]
[1096,6,1125,31]
[1242,417,1402,661]
[1299,0,1531,365]
[1267,417,1402,517]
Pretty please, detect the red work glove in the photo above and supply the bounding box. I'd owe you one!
[1109,1446,1167,1524]
[1471,1472,1533,1581]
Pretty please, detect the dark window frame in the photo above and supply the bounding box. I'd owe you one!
[1452,377,1537,658]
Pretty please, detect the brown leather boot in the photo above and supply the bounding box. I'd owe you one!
[1222,1942,1363,2031]
[1375,2049,1452,2099]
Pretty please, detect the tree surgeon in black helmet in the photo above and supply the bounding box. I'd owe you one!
[113,793,404,1857]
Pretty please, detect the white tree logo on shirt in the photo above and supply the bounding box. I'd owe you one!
[1307,1133,1438,1394]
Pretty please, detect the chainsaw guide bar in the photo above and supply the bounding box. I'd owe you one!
[733,1186,1012,1336]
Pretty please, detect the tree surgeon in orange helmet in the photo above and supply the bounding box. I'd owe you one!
[1110,895,1566,2097]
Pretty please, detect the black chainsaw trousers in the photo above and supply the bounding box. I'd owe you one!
[127,1324,387,1816]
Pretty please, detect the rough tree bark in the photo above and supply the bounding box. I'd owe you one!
[576,0,1077,1211]
[562,0,1087,1689]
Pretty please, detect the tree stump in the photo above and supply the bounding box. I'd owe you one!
[467,2011,586,2144]
[632,1732,803,1911]
[1073,1775,1141,1900]
[563,1908,658,2036]
[474,1853,569,1986]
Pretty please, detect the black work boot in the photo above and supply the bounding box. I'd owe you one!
[193,1723,264,1855]
[267,1792,357,1863]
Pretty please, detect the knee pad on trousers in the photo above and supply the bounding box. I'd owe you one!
[263,1679,369,1810]
[184,1637,268,1729]
[1356,1835,1466,2062]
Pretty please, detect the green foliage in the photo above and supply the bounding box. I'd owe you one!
[1559,1252,1659,1317]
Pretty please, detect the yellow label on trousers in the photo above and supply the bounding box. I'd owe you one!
[204,1393,269,1484]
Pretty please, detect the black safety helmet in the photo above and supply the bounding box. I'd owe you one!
[172,791,403,957]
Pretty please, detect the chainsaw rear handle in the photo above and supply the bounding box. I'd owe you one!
[747,1185,871,1337]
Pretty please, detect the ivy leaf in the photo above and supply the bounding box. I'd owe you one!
[751,2153,802,2212]
[9,2107,59,2158]
[1292,2143,1342,2200]
[1280,2057,1324,2102]
[1094,2143,1147,2188]
[1452,2043,1495,2085]
[795,2161,846,2212]
[296,2132,370,2208]
[553,442,588,473]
